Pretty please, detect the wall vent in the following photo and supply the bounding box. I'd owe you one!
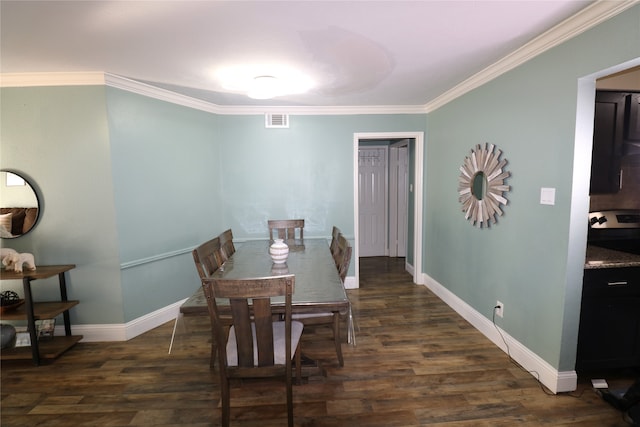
[265,113,289,128]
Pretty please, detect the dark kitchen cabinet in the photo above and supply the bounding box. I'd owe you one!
[590,91,626,194]
[625,92,640,142]
[576,267,640,371]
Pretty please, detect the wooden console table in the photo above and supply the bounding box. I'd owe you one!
[1,265,82,365]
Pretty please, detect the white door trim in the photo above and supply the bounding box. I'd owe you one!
[353,132,424,287]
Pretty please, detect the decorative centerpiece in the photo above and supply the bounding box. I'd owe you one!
[269,239,289,264]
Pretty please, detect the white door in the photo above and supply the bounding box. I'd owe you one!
[358,147,387,257]
[396,146,409,257]
[389,145,409,257]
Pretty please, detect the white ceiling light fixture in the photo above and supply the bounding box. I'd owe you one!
[217,66,314,100]
[248,75,282,100]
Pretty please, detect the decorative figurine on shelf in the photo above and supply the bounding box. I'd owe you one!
[0,248,36,273]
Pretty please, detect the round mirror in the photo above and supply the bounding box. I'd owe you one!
[0,171,40,238]
[471,171,487,200]
[458,143,510,228]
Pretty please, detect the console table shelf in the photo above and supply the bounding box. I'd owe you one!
[1,265,81,365]
[0,335,83,361]
[1,300,79,320]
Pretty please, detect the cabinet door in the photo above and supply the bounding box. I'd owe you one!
[577,296,640,371]
[625,93,640,142]
[590,91,626,194]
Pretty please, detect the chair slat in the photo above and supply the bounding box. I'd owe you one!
[268,219,304,241]
[202,274,301,427]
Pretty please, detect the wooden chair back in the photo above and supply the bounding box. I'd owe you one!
[330,226,341,257]
[218,228,235,262]
[192,237,224,279]
[268,219,304,241]
[201,275,301,426]
[334,234,352,283]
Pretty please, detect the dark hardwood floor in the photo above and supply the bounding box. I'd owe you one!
[1,257,635,426]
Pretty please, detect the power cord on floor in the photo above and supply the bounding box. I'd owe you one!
[492,308,639,425]
[491,305,586,398]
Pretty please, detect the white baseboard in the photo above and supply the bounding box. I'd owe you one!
[421,273,577,394]
[344,275,357,289]
[62,298,187,342]
[62,272,360,341]
[405,260,415,278]
[62,270,580,392]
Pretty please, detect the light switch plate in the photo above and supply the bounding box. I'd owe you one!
[540,187,556,205]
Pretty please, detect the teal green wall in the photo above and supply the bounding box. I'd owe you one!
[105,88,222,320]
[424,5,640,370]
[216,115,424,243]
[0,86,124,324]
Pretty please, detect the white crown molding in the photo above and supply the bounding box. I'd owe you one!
[104,73,225,114]
[1,1,635,116]
[108,73,427,114]
[423,0,639,112]
[217,104,427,115]
[0,71,106,87]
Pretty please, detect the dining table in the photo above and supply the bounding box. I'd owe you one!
[173,238,355,355]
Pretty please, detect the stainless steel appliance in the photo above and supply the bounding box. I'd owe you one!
[588,209,640,255]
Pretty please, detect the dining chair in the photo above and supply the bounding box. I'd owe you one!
[192,236,224,279]
[329,226,341,259]
[268,219,304,241]
[292,232,351,367]
[190,236,226,366]
[202,275,303,427]
[333,233,352,283]
[334,234,356,345]
[218,228,235,262]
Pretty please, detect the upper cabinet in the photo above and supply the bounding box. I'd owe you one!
[625,93,640,143]
[590,91,640,194]
[590,91,625,194]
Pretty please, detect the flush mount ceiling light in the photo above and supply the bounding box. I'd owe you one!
[248,76,281,99]
[217,66,314,100]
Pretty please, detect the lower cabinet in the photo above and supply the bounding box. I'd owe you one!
[576,267,640,371]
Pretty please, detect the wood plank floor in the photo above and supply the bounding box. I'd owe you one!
[1,257,636,426]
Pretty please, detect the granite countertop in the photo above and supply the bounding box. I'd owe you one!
[585,245,640,269]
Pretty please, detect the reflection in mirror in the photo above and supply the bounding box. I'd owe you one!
[0,171,40,238]
[471,172,486,200]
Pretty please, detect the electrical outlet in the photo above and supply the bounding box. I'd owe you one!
[495,301,504,318]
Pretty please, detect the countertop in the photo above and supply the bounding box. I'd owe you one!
[585,245,640,269]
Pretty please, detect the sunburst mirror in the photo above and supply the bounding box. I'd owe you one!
[458,143,511,228]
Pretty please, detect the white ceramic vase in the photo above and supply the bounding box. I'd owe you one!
[269,239,289,264]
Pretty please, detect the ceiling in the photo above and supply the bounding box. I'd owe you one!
[1,1,598,108]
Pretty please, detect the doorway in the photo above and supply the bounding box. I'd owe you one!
[352,132,424,289]
[357,141,409,257]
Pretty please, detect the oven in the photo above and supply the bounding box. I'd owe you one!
[588,209,640,255]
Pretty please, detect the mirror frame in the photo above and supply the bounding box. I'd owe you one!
[458,143,511,228]
[0,170,41,238]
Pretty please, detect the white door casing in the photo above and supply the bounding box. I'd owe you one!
[390,143,409,257]
[353,132,424,288]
